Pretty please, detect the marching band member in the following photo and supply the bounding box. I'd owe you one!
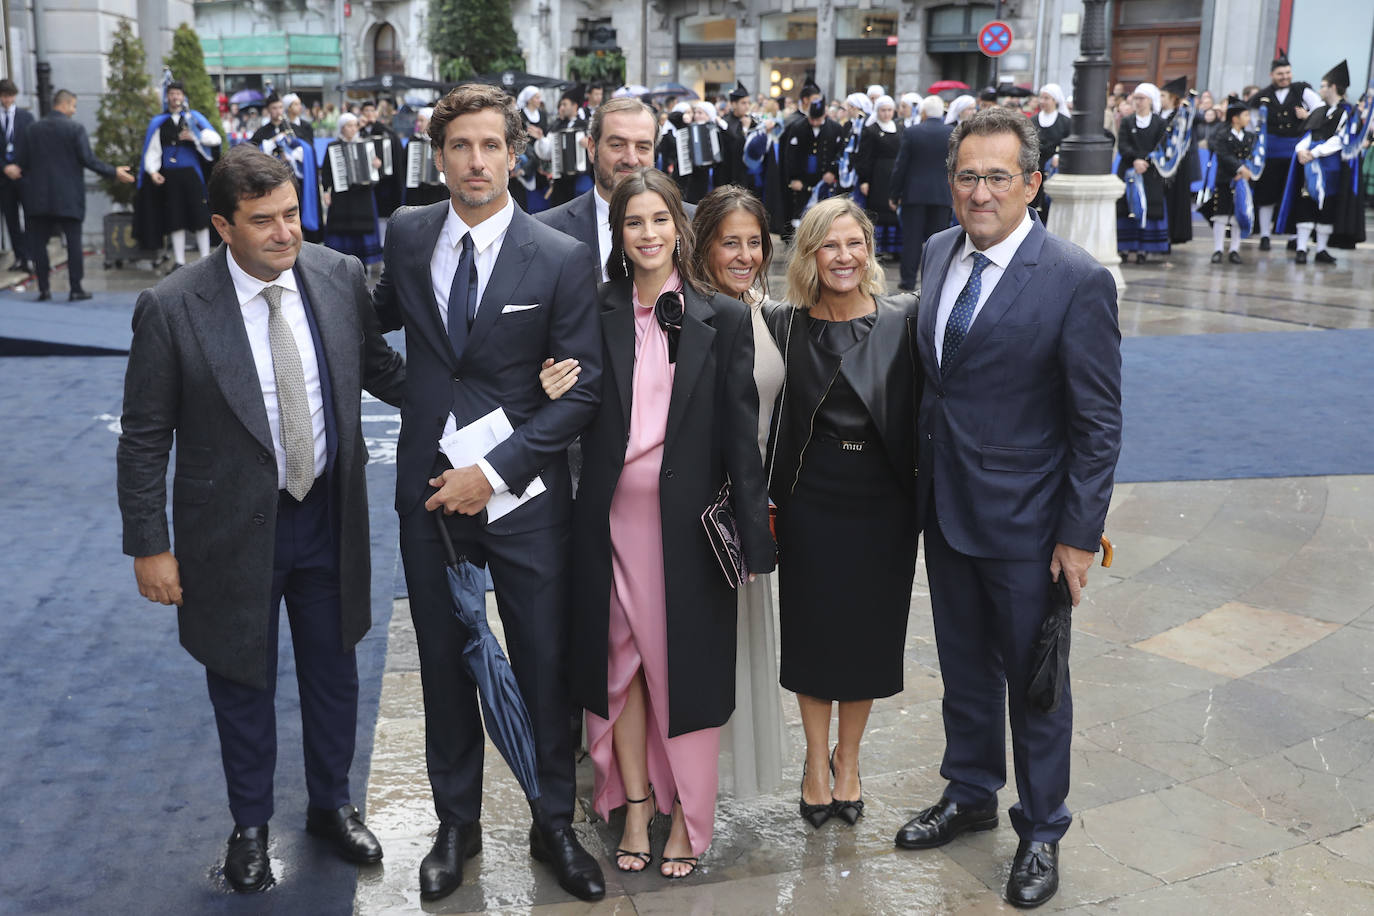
[1277,60,1362,264]
[1198,96,1255,264]
[1115,82,1169,263]
[136,80,220,271]
[1250,50,1321,250]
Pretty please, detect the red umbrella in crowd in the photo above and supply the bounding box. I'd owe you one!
[927,80,970,94]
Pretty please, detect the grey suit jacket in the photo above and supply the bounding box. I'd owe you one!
[117,243,405,688]
[915,210,1122,560]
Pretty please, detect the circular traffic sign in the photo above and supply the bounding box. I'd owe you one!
[978,20,1013,58]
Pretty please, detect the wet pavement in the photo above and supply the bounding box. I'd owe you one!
[355,228,1374,914]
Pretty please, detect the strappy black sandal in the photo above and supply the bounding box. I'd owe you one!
[660,795,699,878]
[613,784,655,872]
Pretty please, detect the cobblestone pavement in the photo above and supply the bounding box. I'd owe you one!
[354,229,1374,914]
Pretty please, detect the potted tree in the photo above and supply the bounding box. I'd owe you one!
[94,18,159,267]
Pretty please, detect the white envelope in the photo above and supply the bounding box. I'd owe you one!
[438,407,546,522]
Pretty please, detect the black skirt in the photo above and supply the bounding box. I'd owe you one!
[777,436,917,701]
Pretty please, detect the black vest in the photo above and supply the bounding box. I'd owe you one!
[1259,82,1314,137]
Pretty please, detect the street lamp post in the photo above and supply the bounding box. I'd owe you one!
[1043,0,1125,288]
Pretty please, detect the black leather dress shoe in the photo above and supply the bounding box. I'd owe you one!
[224,824,271,893]
[1210,251,1223,264]
[1314,249,1337,265]
[36,290,50,301]
[419,820,482,901]
[1227,250,1243,265]
[68,289,93,302]
[529,823,606,901]
[1259,235,1271,251]
[1296,250,1308,264]
[1006,839,1059,908]
[894,796,998,849]
[306,803,383,864]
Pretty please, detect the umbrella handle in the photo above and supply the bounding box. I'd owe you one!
[433,501,460,567]
[1100,535,1114,568]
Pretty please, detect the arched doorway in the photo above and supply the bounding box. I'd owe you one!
[373,22,402,75]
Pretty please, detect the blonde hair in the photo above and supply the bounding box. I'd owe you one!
[784,197,886,307]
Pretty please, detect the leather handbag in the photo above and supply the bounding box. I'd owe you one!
[701,481,748,589]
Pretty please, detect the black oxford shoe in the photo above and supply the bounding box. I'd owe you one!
[1227,251,1243,265]
[68,289,93,301]
[224,824,271,893]
[894,795,998,849]
[1259,235,1271,251]
[1006,839,1059,908]
[419,820,482,901]
[1314,250,1337,265]
[529,822,606,901]
[1296,250,1308,264]
[306,803,383,864]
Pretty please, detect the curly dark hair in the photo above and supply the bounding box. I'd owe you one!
[428,83,527,156]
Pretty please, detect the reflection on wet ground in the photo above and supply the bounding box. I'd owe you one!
[358,231,1374,913]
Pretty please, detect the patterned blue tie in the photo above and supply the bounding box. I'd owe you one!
[447,232,477,359]
[941,252,992,375]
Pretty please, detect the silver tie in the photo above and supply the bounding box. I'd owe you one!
[262,284,314,501]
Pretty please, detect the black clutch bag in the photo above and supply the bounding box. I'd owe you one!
[701,481,748,589]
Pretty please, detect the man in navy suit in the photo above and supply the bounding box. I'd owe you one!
[895,107,1122,909]
[372,83,606,903]
[0,79,34,274]
[535,97,665,282]
[888,95,954,291]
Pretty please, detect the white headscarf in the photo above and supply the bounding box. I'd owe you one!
[869,94,897,128]
[844,92,872,123]
[1134,82,1161,114]
[338,112,358,128]
[1037,83,1066,127]
[945,95,975,124]
[693,99,722,127]
[517,85,542,121]
[866,84,886,100]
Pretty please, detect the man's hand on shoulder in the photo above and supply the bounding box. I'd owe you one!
[426,465,493,516]
[1050,543,1094,607]
[135,551,182,606]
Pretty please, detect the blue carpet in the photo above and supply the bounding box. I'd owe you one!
[1118,329,1374,482]
[0,355,400,915]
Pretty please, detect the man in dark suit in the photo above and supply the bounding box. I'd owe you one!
[896,108,1122,909]
[372,83,606,903]
[889,95,954,291]
[117,145,405,893]
[0,78,35,274]
[15,89,133,300]
[535,96,659,282]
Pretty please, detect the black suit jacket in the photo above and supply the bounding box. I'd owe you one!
[2,106,34,167]
[569,280,773,736]
[117,244,405,688]
[18,110,117,220]
[374,201,603,528]
[889,119,954,207]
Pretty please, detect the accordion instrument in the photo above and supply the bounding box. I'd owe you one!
[548,129,589,179]
[674,123,723,177]
[328,141,381,191]
[406,138,442,188]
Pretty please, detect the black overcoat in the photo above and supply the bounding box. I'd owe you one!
[569,280,775,737]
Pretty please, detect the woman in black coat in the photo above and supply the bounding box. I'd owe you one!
[1116,82,1170,261]
[566,168,773,878]
[854,95,903,257]
[1032,84,1072,226]
[764,196,919,830]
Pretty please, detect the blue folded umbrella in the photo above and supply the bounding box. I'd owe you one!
[433,510,541,804]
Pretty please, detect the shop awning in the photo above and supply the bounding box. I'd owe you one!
[201,34,341,73]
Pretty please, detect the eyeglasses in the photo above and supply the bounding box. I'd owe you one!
[952,171,1027,193]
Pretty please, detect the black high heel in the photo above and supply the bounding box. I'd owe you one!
[613,784,655,872]
[660,795,699,879]
[830,748,864,826]
[799,760,833,828]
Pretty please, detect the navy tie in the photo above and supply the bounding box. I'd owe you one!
[941,252,992,374]
[447,232,477,358]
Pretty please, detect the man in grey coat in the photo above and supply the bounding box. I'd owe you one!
[116,145,405,893]
[15,89,133,300]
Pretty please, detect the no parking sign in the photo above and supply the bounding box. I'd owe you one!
[978,21,1013,58]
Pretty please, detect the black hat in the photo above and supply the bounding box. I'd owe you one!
[561,84,585,106]
[264,92,281,106]
[1271,48,1290,71]
[1322,59,1350,92]
[729,80,749,101]
[807,96,826,119]
[800,82,821,100]
[1160,76,1188,98]
[1225,95,1248,121]
[979,86,998,102]
[166,80,185,92]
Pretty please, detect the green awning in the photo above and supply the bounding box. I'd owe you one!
[200,34,341,72]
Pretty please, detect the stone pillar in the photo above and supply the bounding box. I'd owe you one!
[735,14,760,100]
[814,0,836,99]
[895,2,925,96]
[1052,0,1123,289]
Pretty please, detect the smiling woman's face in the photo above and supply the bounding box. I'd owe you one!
[707,209,765,297]
[622,191,676,274]
[814,215,869,296]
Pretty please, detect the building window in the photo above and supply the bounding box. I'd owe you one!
[836,9,897,39]
[678,14,736,44]
[373,23,401,76]
[1117,0,1204,26]
[761,13,818,42]
[926,4,996,91]
[761,11,817,102]
[677,13,737,98]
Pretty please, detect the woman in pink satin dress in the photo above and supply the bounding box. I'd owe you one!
[564,169,774,879]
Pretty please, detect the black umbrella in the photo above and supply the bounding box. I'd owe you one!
[469,70,572,95]
[1027,536,1113,714]
[433,510,542,803]
[337,74,451,93]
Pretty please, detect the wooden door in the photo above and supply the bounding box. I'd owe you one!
[1112,29,1200,90]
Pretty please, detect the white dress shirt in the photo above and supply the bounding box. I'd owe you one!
[227,249,327,490]
[593,187,612,281]
[934,209,1035,365]
[430,196,516,492]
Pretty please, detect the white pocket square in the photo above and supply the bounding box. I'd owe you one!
[501,303,541,313]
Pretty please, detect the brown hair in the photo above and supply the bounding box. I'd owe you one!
[428,83,527,155]
[690,185,773,300]
[605,168,698,288]
[784,196,885,307]
[588,96,657,145]
[208,145,297,222]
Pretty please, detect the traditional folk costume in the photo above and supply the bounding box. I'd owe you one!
[1250,49,1322,247]
[1116,83,1169,259]
[1032,84,1072,228]
[1198,97,1255,262]
[1275,60,1366,264]
[134,81,220,265]
[358,114,404,240]
[516,88,551,214]
[1159,76,1200,244]
[252,97,323,243]
[781,98,845,231]
[719,81,753,192]
[320,116,381,265]
[854,97,903,256]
